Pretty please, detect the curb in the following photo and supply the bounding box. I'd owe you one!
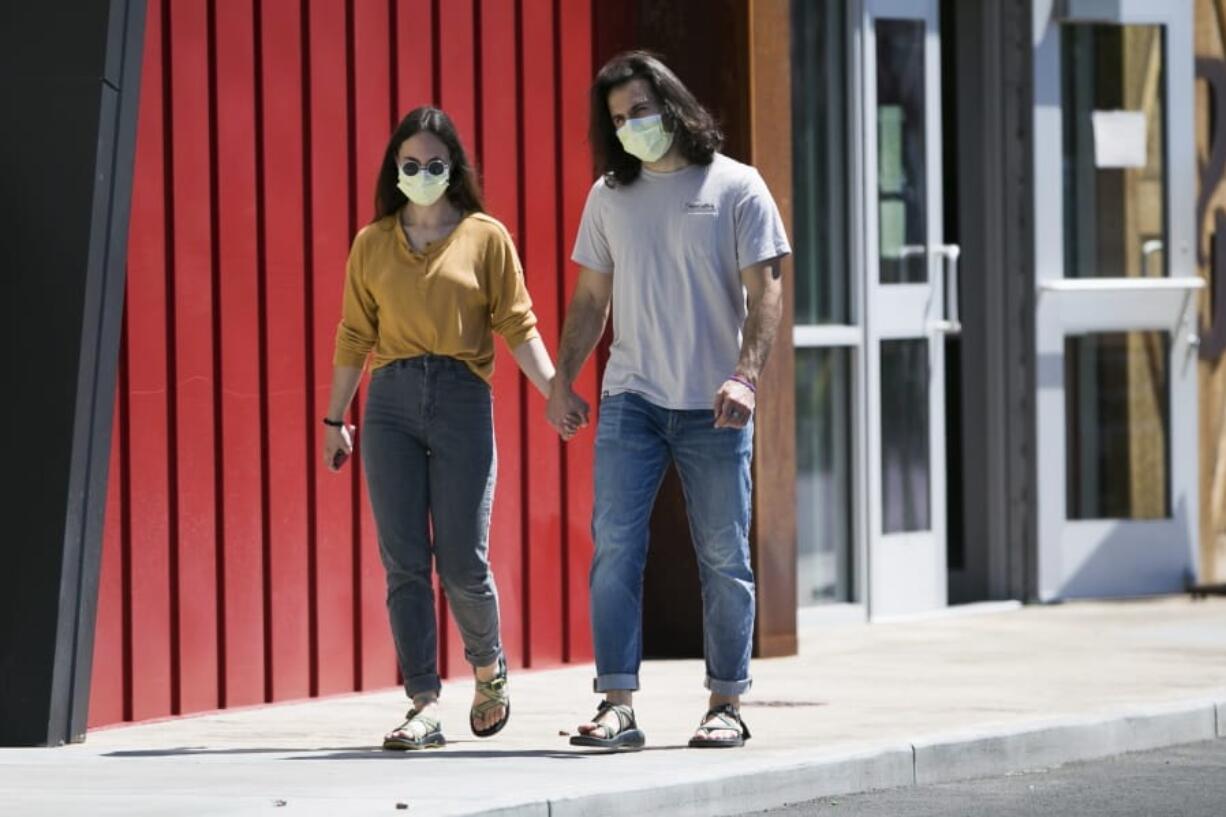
[459,698,1226,817]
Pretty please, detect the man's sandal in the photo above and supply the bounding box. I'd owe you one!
[568,700,646,751]
[470,655,511,738]
[382,707,445,750]
[688,703,752,748]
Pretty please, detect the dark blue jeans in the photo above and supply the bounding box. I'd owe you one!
[361,355,501,698]
[590,392,755,696]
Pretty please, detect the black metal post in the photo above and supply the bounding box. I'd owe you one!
[0,0,146,746]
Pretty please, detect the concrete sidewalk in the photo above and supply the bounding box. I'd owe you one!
[2,597,1224,816]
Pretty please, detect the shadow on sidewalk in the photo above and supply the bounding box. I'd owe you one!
[104,744,690,760]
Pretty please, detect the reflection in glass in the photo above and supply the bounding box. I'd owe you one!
[795,348,853,604]
[1065,332,1170,519]
[1063,25,1167,279]
[792,0,849,323]
[876,19,927,284]
[881,339,930,532]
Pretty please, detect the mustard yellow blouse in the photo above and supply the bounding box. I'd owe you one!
[333,211,540,383]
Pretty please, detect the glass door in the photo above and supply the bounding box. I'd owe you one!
[863,0,957,617]
[1033,4,1201,598]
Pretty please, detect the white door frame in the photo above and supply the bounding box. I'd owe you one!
[862,0,956,618]
[1032,1,1202,599]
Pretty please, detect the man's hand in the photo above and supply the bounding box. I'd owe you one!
[547,380,590,440]
[713,379,755,429]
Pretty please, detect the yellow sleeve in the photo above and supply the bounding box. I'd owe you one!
[487,225,540,349]
[333,235,379,368]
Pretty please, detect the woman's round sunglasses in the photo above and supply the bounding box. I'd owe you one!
[400,158,450,178]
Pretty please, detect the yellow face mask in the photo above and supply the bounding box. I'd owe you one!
[616,114,674,164]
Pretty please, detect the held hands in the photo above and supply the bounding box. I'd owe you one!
[323,423,356,472]
[547,379,590,441]
[713,377,755,429]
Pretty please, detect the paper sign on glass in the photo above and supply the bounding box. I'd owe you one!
[1091,110,1147,169]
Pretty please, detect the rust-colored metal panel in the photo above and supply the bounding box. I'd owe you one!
[480,0,527,672]
[92,0,596,728]
[259,0,312,702]
[167,0,221,714]
[560,0,596,663]
[520,0,565,668]
[124,0,174,723]
[396,0,434,111]
[214,0,267,708]
[351,0,399,691]
[308,0,357,698]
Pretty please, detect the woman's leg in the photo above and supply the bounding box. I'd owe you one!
[362,370,439,701]
[427,364,502,671]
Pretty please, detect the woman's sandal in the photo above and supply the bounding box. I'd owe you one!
[470,655,511,738]
[382,707,446,750]
[568,700,646,751]
[688,703,752,748]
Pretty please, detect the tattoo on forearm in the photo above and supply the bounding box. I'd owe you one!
[737,287,784,381]
[557,295,609,383]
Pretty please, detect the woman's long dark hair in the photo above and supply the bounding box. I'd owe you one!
[373,106,485,221]
[589,51,723,187]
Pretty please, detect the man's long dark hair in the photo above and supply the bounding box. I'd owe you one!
[589,51,723,187]
[373,106,485,221]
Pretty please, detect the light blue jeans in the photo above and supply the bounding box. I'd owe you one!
[361,356,502,698]
[590,391,755,696]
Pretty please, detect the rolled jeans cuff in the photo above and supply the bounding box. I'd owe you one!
[406,672,442,699]
[466,645,503,670]
[594,673,640,693]
[705,675,752,696]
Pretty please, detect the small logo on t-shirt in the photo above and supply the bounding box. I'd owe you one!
[685,201,718,214]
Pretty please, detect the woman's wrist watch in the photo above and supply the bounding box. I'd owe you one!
[322,417,345,428]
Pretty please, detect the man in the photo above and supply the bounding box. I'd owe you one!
[547,51,790,750]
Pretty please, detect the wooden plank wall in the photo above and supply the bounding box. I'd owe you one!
[89,0,594,728]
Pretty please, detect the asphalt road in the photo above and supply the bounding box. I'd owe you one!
[736,739,1226,817]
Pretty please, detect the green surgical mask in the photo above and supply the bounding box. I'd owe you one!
[616,114,674,164]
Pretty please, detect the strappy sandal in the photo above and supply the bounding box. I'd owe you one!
[382,707,445,750]
[568,700,646,751]
[688,703,752,748]
[470,655,511,738]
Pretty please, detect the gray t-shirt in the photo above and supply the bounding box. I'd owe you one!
[571,153,791,410]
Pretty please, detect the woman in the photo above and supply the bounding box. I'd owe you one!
[322,106,562,749]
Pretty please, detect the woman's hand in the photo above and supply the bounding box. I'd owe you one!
[323,423,356,472]
[547,380,590,440]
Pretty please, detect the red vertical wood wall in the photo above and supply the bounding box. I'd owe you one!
[90,0,595,728]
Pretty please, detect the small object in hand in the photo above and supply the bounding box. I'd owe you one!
[395,803,409,811]
[332,449,348,469]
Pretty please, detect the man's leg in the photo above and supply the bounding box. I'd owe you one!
[672,412,755,741]
[578,393,670,735]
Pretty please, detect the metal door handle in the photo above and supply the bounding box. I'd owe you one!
[929,244,962,335]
